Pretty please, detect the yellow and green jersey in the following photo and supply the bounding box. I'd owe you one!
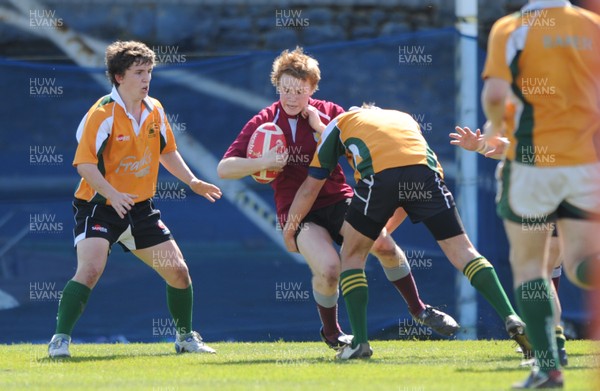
[483,1,600,166]
[73,87,177,204]
[308,109,443,182]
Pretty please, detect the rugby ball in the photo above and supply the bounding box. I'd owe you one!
[246,122,287,184]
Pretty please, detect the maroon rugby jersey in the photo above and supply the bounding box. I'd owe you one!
[222,98,353,224]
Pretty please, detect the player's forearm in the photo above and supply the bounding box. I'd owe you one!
[160,151,197,186]
[76,163,120,200]
[481,78,509,137]
[482,101,505,136]
[217,157,270,179]
[284,177,325,231]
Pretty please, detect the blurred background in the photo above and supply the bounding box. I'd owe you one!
[0,0,591,345]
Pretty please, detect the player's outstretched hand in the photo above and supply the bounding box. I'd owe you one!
[108,192,138,219]
[483,136,509,159]
[450,126,483,152]
[190,179,222,202]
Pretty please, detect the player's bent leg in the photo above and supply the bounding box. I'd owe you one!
[338,221,375,353]
[370,230,424,314]
[557,218,600,290]
[49,238,110,358]
[435,233,517,320]
[297,223,341,296]
[133,240,215,354]
[73,237,111,288]
[371,229,459,336]
[296,223,351,348]
[134,239,190,288]
[425,208,530,357]
[339,221,374,271]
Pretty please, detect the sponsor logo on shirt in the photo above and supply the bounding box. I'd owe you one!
[116,134,130,142]
[116,147,152,177]
[91,224,108,233]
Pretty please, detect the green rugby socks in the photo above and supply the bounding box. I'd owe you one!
[166,284,193,335]
[515,278,560,373]
[55,280,91,336]
[463,257,515,319]
[340,269,369,347]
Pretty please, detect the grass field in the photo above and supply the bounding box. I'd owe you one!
[1,340,597,390]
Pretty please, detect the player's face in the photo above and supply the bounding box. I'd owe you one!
[277,74,313,117]
[116,62,153,101]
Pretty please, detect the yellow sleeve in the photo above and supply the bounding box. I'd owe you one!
[152,98,177,154]
[73,103,112,167]
[482,16,516,83]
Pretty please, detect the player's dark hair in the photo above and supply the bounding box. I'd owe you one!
[105,41,156,86]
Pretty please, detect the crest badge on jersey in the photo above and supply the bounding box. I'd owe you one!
[148,122,159,138]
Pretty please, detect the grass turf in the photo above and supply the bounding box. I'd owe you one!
[0,340,597,390]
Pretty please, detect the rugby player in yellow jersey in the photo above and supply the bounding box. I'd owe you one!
[283,105,530,361]
[451,96,568,368]
[481,0,600,388]
[48,41,222,358]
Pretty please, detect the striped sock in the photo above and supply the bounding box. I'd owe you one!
[555,325,566,351]
[340,269,369,347]
[463,257,515,319]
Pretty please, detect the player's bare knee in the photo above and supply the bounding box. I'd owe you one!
[74,267,103,288]
[313,264,340,289]
[370,239,398,261]
[174,261,190,279]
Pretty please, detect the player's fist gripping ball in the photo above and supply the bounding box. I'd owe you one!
[246,122,287,184]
